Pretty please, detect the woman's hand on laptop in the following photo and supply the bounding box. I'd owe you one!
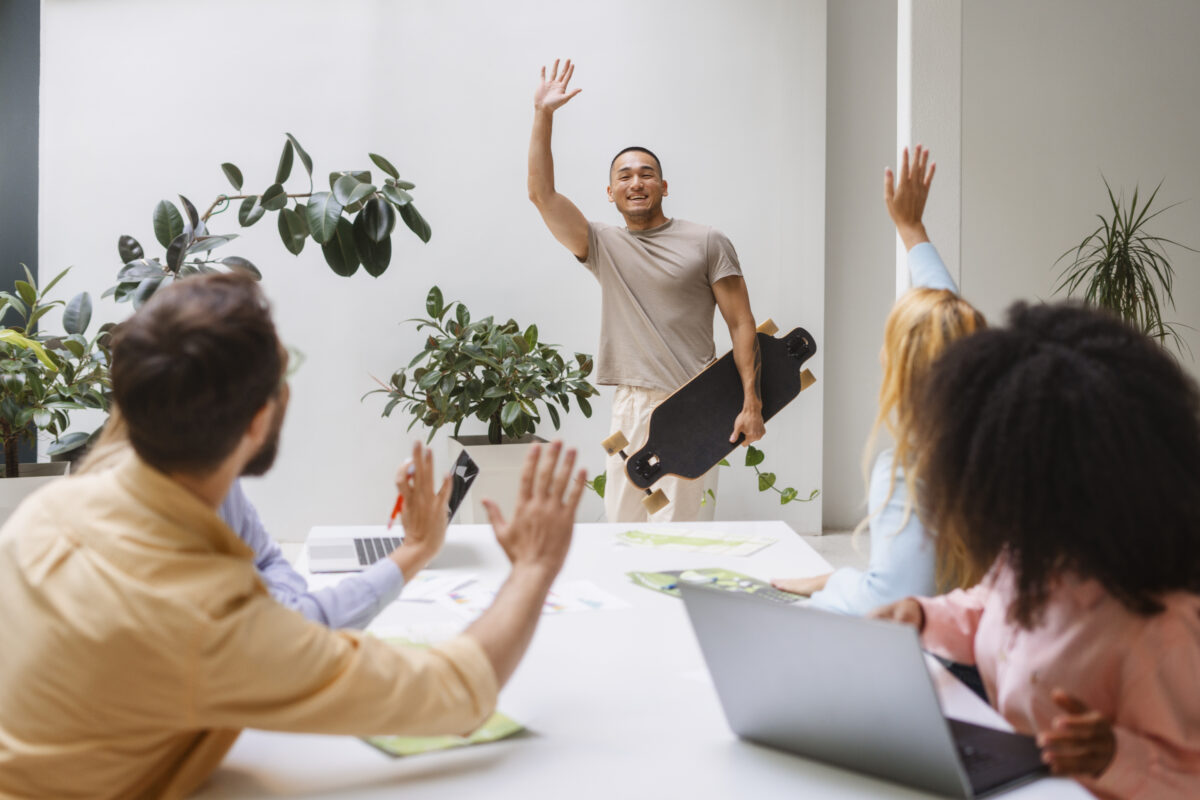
[390,442,453,581]
[867,597,926,632]
[770,573,831,597]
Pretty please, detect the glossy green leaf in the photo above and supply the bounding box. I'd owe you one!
[46,431,90,456]
[152,200,185,248]
[353,211,392,277]
[179,195,200,234]
[285,133,313,177]
[221,256,262,279]
[261,183,288,211]
[757,472,777,491]
[165,233,189,272]
[745,445,765,467]
[320,217,359,277]
[132,276,164,308]
[116,260,161,283]
[333,174,376,207]
[329,170,371,190]
[369,152,400,179]
[361,197,393,243]
[577,395,592,417]
[117,235,144,264]
[62,293,92,335]
[780,487,798,504]
[383,184,413,206]
[426,286,444,318]
[718,458,731,467]
[185,234,238,255]
[397,202,431,243]
[278,208,307,255]
[276,140,294,184]
[305,191,343,244]
[238,196,265,227]
[13,280,36,308]
[500,400,521,427]
[220,162,244,191]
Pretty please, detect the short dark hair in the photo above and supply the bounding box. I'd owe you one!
[610,146,663,178]
[915,301,1200,627]
[110,273,283,474]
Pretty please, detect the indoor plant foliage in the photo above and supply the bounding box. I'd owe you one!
[108,134,432,306]
[369,287,600,444]
[1055,178,1195,353]
[1,267,110,478]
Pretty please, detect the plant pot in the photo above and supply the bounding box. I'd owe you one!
[0,461,70,527]
[448,434,547,524]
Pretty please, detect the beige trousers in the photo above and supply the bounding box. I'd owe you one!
[604,385,720,523]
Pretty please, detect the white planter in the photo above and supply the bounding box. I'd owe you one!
[448,435,546,524]
[0,461,70,527]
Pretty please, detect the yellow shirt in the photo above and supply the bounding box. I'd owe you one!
[0,453,498,799]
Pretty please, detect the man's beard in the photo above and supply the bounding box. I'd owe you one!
[241,404,284,477]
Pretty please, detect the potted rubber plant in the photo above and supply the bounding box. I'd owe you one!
[367,286,599,521]
[1055,178,1195,354]
[1,266,109,521]
[108,134,433,307]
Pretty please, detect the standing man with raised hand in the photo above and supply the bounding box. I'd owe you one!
[527,58,764,523]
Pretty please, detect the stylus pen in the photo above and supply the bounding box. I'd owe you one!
[387,462,417,530]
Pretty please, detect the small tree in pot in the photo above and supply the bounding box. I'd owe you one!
[1,267,110,478]
[367,286,599,443]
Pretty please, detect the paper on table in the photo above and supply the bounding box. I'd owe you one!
[365,711,524,757]
[616,528,776,556]
[436,578,630,621]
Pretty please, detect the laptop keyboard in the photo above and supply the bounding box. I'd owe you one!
[353,537,403,566]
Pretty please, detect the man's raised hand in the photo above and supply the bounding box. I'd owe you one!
[534,59,582,114]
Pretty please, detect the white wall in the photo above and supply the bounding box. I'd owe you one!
[40,0,827,537]
[821,2,896,530]
[961,0,1200,373]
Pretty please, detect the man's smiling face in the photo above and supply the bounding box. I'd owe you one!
[608,150,667,224]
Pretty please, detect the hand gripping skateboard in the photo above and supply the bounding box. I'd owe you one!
[602,319,817,514]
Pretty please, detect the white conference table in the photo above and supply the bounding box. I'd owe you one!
[198,521,1087,799]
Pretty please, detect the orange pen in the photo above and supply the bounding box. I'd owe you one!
[387,462,416,530]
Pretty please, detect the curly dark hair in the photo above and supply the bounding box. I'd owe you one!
[914,301,1200,627]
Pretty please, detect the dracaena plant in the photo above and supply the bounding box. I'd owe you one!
[1055,177,1195,355]
[1,266,110,478]
[108,134,432,306]
[367,287,600,444]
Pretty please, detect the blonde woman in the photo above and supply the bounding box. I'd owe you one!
[772,146,985,612]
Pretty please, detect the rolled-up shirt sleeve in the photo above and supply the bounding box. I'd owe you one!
[917,582,992,666]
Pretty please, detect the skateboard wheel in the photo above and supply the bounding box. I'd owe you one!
[642,489,669,515]
[755,318,779,336]
[800,369,816,391]
[601,431,629,456]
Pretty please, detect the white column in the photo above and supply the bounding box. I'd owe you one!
[896,0,962,296]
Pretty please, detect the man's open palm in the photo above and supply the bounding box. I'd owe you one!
[535,59,582,112]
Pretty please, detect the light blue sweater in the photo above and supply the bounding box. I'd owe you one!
[806,242,955,615]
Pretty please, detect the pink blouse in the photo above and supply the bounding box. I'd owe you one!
[918,565,1200,799]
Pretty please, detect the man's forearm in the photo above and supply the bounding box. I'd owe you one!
[730,321,763,413]
[463,564,556,687]
[528,109,557,205]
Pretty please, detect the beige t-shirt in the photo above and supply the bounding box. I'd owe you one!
[583,218,743,393]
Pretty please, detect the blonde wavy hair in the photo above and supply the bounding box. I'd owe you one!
[857,286,986,591]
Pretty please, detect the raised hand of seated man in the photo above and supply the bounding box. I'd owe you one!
[388,441,452,582]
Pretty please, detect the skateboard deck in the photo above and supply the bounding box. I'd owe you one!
[603,321,817,513]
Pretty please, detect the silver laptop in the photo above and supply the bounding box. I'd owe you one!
[679,583,1046,798]
[308,451,478,573]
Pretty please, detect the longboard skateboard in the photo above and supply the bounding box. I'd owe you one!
[602,319,816,514]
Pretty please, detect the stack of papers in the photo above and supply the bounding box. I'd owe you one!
[616,528,777,557]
